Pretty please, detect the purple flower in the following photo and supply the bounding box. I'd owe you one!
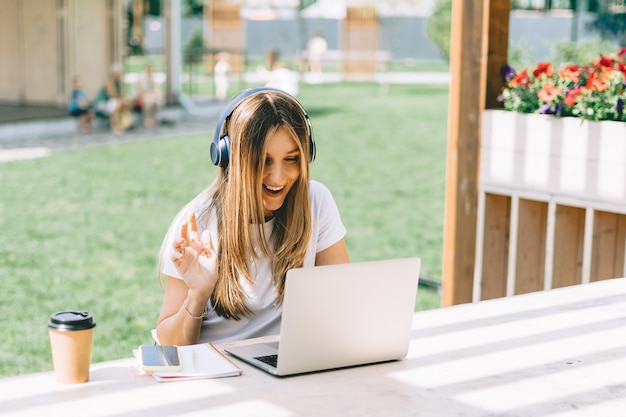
[555,104,564,116]
[539,104,554,115]
[501,64,516,82]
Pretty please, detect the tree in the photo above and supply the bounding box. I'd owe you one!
[426,0,452,61]
[182,0,203,16]
[588,12,626,46]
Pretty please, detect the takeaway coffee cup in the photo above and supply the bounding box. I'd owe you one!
[48,311,96,384]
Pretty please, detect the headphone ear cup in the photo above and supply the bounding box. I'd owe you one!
[309,136,316,163]
[210,134,231,168]
[302,114,315,163]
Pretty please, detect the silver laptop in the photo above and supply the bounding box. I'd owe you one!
[224,257,421,376]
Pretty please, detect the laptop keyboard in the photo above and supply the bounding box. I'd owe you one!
[254,354,278,368]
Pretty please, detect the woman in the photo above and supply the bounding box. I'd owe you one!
[155,88,349,346]
[93,63,130,134]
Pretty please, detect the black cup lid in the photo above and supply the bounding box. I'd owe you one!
[48,311,96,331]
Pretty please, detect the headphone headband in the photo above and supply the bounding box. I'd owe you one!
[210,87,315,168]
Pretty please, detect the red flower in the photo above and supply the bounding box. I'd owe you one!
[564,87,582,107]
[592,55,613,68]
[600,55,613,68]
[537,83,562,103]
[586,70,610,92]
[533,62,554,78]
[508,67,530,88]
[559,65,581,84]
[500,48,626,121]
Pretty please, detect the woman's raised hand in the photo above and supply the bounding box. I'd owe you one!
[171,212,218,298]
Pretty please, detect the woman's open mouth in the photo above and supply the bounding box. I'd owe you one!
[263,183,285,195]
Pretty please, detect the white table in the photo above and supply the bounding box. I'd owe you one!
[2,278,625,417]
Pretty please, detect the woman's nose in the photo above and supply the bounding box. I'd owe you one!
[266,162,286,182]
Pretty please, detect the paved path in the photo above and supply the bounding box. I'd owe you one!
[0,102,225,162]
[0,71,451,162]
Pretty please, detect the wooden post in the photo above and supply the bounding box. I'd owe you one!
[484,1,510,110]
[442,0,510,306]
[342,7,379,77]
[205,2,245,70]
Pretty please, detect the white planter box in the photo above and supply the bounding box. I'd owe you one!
[480,110,626,207]
[474,110,626,302]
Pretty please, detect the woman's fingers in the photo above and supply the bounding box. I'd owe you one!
[201,229,214,254]
[191,229,214,258]
[172,213,216,276]
[180,219,189,243]
[173,237,185,254]
[175,212,197,253]
[187,212,200,243]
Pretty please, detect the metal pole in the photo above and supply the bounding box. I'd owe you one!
[164,0,181,104]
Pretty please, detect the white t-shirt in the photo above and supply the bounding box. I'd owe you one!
[162,180,346,343]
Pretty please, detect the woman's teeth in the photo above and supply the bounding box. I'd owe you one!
[264,184,284,193]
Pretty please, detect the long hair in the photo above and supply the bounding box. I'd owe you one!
[158,90,313,320]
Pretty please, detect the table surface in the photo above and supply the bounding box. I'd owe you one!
[2,278,625,417]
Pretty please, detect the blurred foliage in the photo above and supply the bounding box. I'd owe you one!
[183,30,205,64]
[551,37,618,65]
[588,12,626,47]
[508,40,537,72]
[508,38,618,70]
[426,0,452,61]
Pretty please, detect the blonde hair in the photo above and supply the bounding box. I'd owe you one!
[158,90,313,320]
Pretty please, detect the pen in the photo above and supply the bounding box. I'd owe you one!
[192,349,197,371]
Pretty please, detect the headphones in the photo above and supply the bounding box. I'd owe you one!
[210,87,316,168]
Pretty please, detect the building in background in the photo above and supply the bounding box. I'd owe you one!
[0,0,125,108]
[0,0,617,109]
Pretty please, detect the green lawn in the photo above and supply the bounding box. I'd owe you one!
[0,81,449,377]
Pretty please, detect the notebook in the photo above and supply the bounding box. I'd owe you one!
[134,343,242,382]
[224,257,421,376]
[151,343,241,382]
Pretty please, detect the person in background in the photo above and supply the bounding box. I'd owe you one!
[134,64,162,128]
[68,75,94,133]
[306,32,328,76]
[94,62,130,134]
[214,52,230,100]
[155,88,349,346]
[260,49,299,97]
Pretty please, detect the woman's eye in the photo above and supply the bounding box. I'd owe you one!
[264,155,300,165]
